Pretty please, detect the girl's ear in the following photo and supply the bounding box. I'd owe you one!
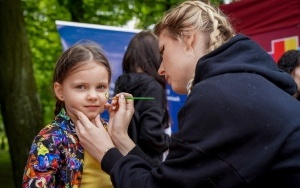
[54,82,64,101]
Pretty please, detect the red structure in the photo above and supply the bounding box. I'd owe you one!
[220,0,300,62]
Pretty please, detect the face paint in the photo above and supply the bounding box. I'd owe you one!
[105,92,110,99]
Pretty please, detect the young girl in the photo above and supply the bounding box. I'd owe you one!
[22,42,113,188]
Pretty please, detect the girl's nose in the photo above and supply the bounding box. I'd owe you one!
[87,90,99,100]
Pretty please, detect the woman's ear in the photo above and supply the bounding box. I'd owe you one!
[183,31,195,56]
[54,82,64,101]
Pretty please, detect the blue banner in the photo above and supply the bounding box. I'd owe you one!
[55,20,186,133]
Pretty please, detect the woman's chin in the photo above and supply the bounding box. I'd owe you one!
[172,86,188,95]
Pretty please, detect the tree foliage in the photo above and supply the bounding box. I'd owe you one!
[0,0,44,186]
[22,0,71,124]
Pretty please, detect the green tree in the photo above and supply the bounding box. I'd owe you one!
[23,0,71,124]
[0,0,44,186]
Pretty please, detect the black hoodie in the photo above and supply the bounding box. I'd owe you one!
[114,73,170,160]
[103,34,300,188]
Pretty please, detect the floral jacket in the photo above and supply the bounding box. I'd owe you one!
[22,109,84,188]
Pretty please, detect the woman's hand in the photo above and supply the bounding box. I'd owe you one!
[74,109,115,163]
[106,93,136,155]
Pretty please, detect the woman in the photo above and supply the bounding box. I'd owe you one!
[74,1,300,187]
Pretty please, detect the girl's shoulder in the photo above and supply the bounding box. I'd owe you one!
[35,122,70,146]
[38,123,63,136]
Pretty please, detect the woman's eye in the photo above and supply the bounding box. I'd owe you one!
[160,46,164,62]
[160,46,164,55]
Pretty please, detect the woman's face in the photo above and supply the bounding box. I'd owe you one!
[54,62,109,123]
[157,29,206,94]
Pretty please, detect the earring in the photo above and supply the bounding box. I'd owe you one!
[184,46,194,57]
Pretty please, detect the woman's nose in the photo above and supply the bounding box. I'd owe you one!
[158,63,165,76]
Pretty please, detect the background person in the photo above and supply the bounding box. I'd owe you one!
[277,49,300,100]
[74,1,300,187]
[114,30,170,161]
[22,42,113,188]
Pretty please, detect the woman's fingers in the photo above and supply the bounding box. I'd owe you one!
[75,119,84,132]
[73,108,92,128]
[109,93,134,136]
[73,108,104,128]
[118,93,134,112]
[95,115,101,126]
[74,109,116,162]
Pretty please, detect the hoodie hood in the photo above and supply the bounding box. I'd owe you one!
[194,34,296,95]
[114,73,155,94]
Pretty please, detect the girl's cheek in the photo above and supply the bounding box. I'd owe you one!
[99,93,109,103]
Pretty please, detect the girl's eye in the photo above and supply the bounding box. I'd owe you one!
[75,85,85,89]
[97,85,107,90]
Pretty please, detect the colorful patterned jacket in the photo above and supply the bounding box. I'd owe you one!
[22,109,84,188]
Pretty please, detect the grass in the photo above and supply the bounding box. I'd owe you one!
[0,150,15,188]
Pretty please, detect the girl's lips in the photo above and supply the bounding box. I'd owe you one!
[85,105,100,111]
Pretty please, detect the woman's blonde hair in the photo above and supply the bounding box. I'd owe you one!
[154,0,235,53]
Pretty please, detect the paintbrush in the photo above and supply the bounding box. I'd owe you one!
[105,93,154,100]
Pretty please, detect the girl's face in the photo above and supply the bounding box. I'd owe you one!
[54,61,109,123]
[157,29,205,94]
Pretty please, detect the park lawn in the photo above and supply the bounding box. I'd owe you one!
[0,150,15,188]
